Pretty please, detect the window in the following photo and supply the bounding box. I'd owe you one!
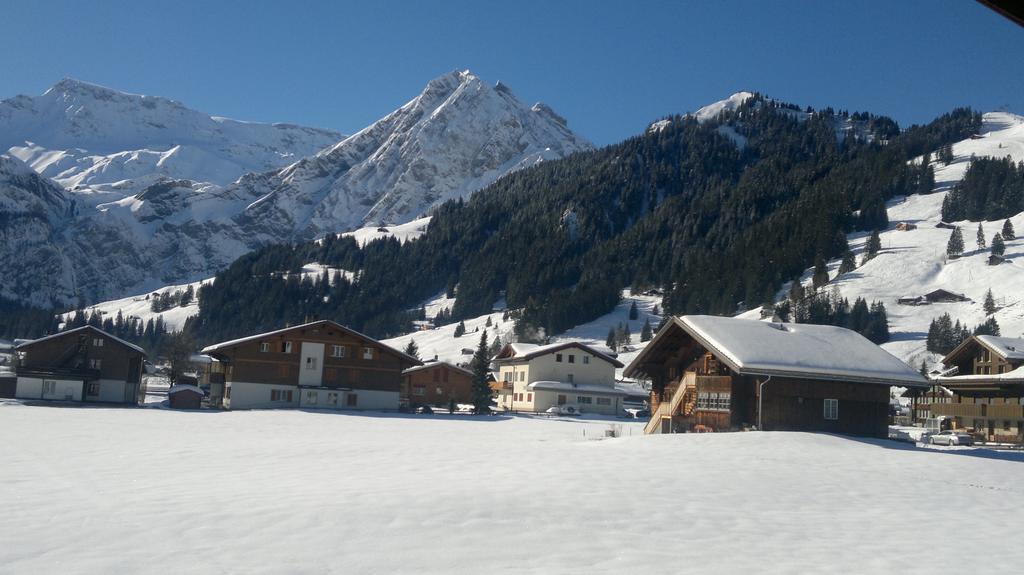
[271,389,294,402]
[331,345,345,358]
[362,347,374,360]
[327,392,338,406]
[577,396,593,404]
[413,385,425,396]
[583,356,590,364]
[567,374,574,383]
[557,394,567,405]
[92,338,104,347]
[556,354,563,362]
[697,392,731,411]
[568,354,575,364]
[282,341,293,353]
[87,382,101,396]
[518,372,525,382]
[346,393,358,407]
[306,391,318,405]
[305,357,318,370]
[43,380,56,394]
[824,398,839,420]
[89,359,102,370]
[504,372,512,382]
[527,393,532,402]
[259,342,270,353]
[596,397,611,406]
[225,386,231,399]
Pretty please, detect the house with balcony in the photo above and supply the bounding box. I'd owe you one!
[13,325,147,404]
[916,335,1024,442]
[200,320,420,410]
[493,341,626,415]
[625,316,929,437]
[401,361,474,409]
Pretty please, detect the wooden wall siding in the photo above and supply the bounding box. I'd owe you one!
[217,328,410,392]
[759,378,890,438]
[402,365,474,406]
[19,330,143,383]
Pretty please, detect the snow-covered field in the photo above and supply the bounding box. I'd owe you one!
[1,403,1021,574]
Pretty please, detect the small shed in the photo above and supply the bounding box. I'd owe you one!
[895,222,917,231]
[168,384,204,409]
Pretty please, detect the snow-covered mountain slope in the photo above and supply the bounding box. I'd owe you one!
[57,277,213,332]
[1,72,588,307]
[741,112,1024,369]
[1,78,343,202]
[692,91,754,123]
[220,70,593,236]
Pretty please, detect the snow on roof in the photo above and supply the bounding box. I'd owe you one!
[526,381,628,396]
[628,316,927,387]
[15,325,147,355]
[402,361,474,377]
[495,341,623,368]
[168,384,205,395]
[935,365,1024,383]
[200,320,421,365]
[189,354,214,364]
[975,335,1024,361]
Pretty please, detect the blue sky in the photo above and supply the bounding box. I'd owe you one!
[2,0,1022,145]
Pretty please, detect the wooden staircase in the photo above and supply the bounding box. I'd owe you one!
[643,372,696,434]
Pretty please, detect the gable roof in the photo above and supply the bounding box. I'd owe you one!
[15,325,147,356]
[168,384,205,395]
[402,361,474,377]
[493,341,624,368]
[943,335,1024,366]
[200,319,421,365]
[626,315,928,387]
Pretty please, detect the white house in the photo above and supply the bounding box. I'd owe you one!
[493,341,625,415]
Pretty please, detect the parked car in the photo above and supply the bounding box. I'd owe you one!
[545,405,580,416]
[415,405,434,414]
[928,430,974,446]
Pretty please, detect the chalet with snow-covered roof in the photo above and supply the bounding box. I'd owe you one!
[625,316,928,438]
[912,335,1024,442]
[493,341,626,415]
[13,325,147,404]
[401,361,474,409]
[923,289,970,303]
[200,320,420,410]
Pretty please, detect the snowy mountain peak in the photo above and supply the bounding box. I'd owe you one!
[693,91,755,123]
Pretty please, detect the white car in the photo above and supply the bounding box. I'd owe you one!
[928,430,974,446]
[545,405,581,416]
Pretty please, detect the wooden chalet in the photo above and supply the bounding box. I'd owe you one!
[923,289,969,303]
[625,316,929,438]
[200,320,421,410]
[401,361,474,409]
[13,326,147,404]
[910,335,1024,442]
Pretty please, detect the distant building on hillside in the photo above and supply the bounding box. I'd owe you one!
[492,341,626,415]
[625,316,928,437]
[200,320,420,410]
[924,289,970,303]
[912,335,1024,443]
[13,325,147,404]
[401,361,474,409]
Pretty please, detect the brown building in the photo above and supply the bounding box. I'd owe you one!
[625,316,928,438]
[200,320,421,410]
[401,361,474,409]
[914,335,1024,442]
[168,384,204,409]
[14,325,147,404]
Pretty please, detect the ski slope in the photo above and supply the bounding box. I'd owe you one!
[741,112,1024,369]
[1,402,1021,574]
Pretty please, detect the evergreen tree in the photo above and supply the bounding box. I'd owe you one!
[811,256,829,289]
[651,304,660,316]
[938,144,954,166]
[991,232,1005,256]
[837,250,856,275]
[946,226,964,258]
[640,318,653,342]
[919,359,928,377]
[606,326,617,352]
[974,316,1001,337]
[621,323,632,346]
[862,230,881,265]
[470,331,492,414]
[976,223,986,249]
[453,320,466,338]
[983,289,997,315]
[1002,218,1015,240]
[628,300,639,320]
[404,339,420,361]
[485,316,493,327]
